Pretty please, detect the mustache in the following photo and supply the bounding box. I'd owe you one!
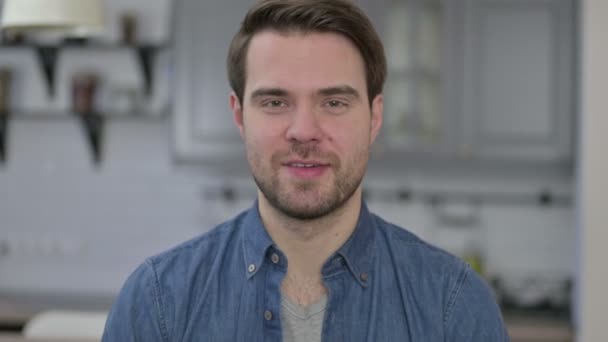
[290,142,321,159]
[272,142,339,165]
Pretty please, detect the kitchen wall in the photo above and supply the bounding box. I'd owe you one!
[0,0,576,312]
[0,0,201,296]
[0,118,207,295]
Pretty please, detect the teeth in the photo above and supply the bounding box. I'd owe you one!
[292,163,317,168]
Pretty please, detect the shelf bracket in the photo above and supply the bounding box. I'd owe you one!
[0,113,8,163]
[35,46,59,97]
[136,45,158,97]
[78,112,104,165]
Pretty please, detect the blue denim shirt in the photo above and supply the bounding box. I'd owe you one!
[103,201,509,341]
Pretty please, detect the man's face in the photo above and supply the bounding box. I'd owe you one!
[230,30,383,220]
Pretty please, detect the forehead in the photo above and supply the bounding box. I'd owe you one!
[244,30,367,97]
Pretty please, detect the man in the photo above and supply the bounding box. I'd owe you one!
[103,0,509,341]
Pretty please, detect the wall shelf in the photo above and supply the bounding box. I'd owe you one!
[0,39,168,166]
[5,110,169,120]
[0,42,167,97]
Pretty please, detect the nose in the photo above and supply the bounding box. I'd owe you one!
[285,106,324,143]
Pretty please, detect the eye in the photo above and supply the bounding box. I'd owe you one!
[323,99,349,113]
[260,98,289,113]
[263,100,286,107]
[327,100,346,107]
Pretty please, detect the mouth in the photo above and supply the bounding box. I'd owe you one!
[285,162,326,167]
[282,160,330,179]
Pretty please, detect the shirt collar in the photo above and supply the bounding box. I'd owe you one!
[332,202,375,288]
[241,200,275,279]
[241,199,376,287]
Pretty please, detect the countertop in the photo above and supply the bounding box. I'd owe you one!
[0,334,97,342]
[0,292,112,332]
[505,313,573,342]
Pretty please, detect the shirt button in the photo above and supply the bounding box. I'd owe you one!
[248,264,256,273]
[360,272,369,282]
[264,310,273,321]
[271,253,280,264]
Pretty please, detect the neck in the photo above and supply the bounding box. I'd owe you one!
[258,189,362,306]
[258,189,362,279]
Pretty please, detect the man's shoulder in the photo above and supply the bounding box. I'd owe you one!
[370,214,507,338]
[146,208,250,275]
[371,213,469,282]
[372,213,462,264]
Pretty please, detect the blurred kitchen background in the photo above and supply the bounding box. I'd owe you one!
[0,0,606,341]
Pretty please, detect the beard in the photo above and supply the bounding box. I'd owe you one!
[248,141,368,221]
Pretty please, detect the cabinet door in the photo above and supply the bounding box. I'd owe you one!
[173,0,254,165]
[375,0,456,156]
[459,0,575,162]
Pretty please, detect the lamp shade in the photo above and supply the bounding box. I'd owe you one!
[0,0,104,36]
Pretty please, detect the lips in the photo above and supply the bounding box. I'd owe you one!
[282,160,330,179]
[285,161,328,168]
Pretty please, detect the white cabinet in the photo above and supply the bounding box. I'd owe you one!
[375,0,575,163]
[363,0,458,160]
[172,0,575,166]
[380,0,449,152]
[172,0,253,167]
[458,0,575,162]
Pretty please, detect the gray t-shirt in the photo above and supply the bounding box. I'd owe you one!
[280,294,328,342]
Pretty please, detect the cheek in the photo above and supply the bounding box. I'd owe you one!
[244,115,283,139]
[326,119,371,150]
[243,122,286,157]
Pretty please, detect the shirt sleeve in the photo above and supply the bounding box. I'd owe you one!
[102,259,168,342]
[444,266,511,341]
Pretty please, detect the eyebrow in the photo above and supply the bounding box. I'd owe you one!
[249,85,361,101]
[317,85,361,99]
[250,88,289,101]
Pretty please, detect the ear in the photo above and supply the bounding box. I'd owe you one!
[369,94,383,144]
[230,92,245,138]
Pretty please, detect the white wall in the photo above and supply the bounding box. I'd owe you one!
[0,0,200,296]
[577,0,608,341]
[0,118,212,295]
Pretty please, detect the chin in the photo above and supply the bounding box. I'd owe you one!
[276,204,336,221]
[273,190,351,220]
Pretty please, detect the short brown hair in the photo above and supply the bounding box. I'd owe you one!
[227,0,387,106]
